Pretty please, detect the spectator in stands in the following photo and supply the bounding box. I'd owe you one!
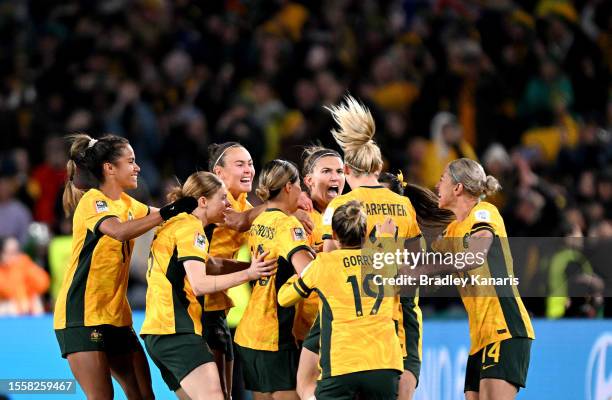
[0,236,50,316]
[421,112,477,189]
[29,136,67,229]
[0,156,32,246]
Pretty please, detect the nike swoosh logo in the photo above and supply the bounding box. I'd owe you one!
[314,241,323,246]
[482,365,496,370]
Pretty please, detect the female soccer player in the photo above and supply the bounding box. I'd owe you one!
[293,146,345,397]
[420,158,534,400]
[140,171,276,400]
[320,96,423,400]
[54,134,197,399]
[234,159,315,400]
[204,142,256,398]
[279,200,404,400]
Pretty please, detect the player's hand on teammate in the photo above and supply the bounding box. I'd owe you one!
[376,217,397,236]
[297,192,313,212]
[247,251,277,280]
[222,207,247,231]
[293,209,314,235]
[159,196,198,221]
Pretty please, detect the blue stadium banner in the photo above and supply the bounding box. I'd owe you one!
[1,314,610,399]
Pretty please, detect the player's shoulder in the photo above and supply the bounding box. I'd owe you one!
[471,201,502,225]
[77,188,109,215]
[328,192,353,209]
[166,213,202,235]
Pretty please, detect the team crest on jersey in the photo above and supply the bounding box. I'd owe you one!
[475,210,491,222]
[95,200,109,213]
[194,232,207,250]
[292,227,305,241]
[90,329,103,343]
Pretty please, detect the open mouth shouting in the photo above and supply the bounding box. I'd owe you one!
[327,185,340,198]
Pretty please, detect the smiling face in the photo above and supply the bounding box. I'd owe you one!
[107,145,140,190]
[204,182,231,225]
[304,156,345,210]
[215,146,255,198]
[435,167,457,209]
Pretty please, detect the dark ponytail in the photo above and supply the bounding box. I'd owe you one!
[404,184,455,229]
[62,133,129,216]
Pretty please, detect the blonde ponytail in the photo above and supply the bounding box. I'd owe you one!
[483,175,502,198]
[325,95,382,175]
[256,159,299,202]
[167,172,223,203]
[448,158,502,199]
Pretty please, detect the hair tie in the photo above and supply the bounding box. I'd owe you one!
[88,139,98,149]
[396,171,408,188]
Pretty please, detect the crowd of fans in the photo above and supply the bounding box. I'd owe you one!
[0,0,610,318]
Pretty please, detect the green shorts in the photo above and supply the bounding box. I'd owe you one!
[303,314,320,353]
[465,337,532,392]
[315,369,400,400]
[236,344,300,392]
[55,325,142,358]
[143,333,215,392]
[400,297,421,384]
[203,310,234,361]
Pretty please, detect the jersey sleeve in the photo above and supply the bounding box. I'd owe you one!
[131,197,150,219]
[277,259,321,307]
[277,216,312,262]
[84,195,119,236]
[469,207,497,236]
[175,220,209,263]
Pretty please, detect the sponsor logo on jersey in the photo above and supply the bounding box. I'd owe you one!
[95,200,109,213]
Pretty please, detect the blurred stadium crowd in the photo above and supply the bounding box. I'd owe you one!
[0,0,610,318]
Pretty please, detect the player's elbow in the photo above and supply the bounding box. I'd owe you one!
[191,285,207,297]
[106,226,129,242]
[277,291,297,307]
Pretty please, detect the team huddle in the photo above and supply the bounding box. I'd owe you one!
[53,96,534,400]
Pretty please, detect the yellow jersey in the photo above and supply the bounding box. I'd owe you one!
[279,250,403,378]
[443,201,535,354]
[234,208,312,351]
[321,186,421,241]
[204,191,252,311]
[54,189,149,329]
[307,208,324,248]
[321,185,423,360]
[140,213,209,335]
[293,207,323,341]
